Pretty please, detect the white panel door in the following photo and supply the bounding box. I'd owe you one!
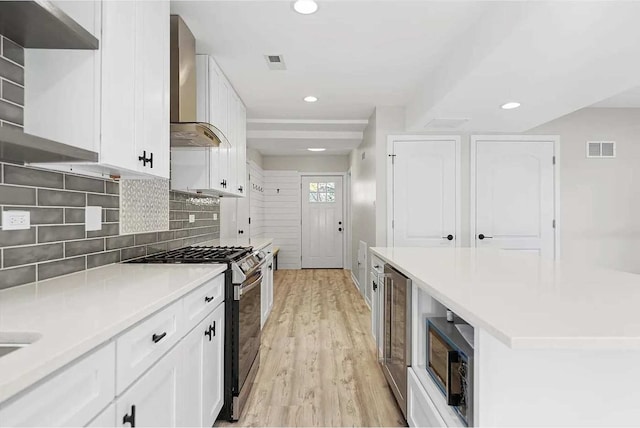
[392,139,457,247]
[474,139,555,258]
[302,176,344,268]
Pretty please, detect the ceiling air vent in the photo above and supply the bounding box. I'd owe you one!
[586,141,616,158]
[424,118,469,130]
[265,54,286,70]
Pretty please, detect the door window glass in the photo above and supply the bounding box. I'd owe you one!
[308,182,336,203]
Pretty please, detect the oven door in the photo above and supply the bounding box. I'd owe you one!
[238,270,262,392]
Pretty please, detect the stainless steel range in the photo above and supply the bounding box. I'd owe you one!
[127,245,266,422]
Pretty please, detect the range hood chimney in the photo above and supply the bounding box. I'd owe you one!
[170,15,227,148]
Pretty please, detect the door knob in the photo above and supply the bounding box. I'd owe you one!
[442,234,454,241]
[478,234,493,240]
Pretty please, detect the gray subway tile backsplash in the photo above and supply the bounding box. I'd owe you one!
[105,235,135,250]
[0,100,23,125]
[38,189,86,207]
[65,175,105,193]
[0,185,36,205]
[65,238,104,257]
[0,57,23,85]
[0,227,36,247]
[0,266,35,290]
[64,208,85,224]
[2,80,24,105]
[4,164,64,189]
[4,243,63,268]
[38,257,86,281]
[2,37,24,66]
[87,251,120,269]
[38,225,85,243]
[3,207,64,225]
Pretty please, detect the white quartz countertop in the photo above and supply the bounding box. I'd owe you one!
[196,237,273,251]
[0,262,226,404]
[370,247,640,350]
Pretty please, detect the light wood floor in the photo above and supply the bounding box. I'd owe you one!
[223,269,406,427]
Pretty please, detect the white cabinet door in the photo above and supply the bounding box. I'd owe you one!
[391,138,458,247]
[24,0,101,153]
[86,403,116,428]
[116,343,181,428]
[100,0,137,173]
[203,303,225,426]
[236,102,247,195]
[0,343,115,428]
[178,314,208,427]
[227,93,238,194]
[218,79,231,190]
[134,0,170,179]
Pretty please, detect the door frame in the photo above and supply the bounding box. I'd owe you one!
[386,135,462,247]
[300,172,348,269]
[470,135,561,259]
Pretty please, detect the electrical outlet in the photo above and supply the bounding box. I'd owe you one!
[213,213,218,221]
[2,211,30,230]
[189,214,196,223]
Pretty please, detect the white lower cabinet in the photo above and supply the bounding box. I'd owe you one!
[179,303,225,428]
[0,343,115,427]
[0,273,227,428]
[86,404,116,427]
[407,369,447,428]
[116,343,182,428]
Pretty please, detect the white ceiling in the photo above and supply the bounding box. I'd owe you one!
[171,1,640,156]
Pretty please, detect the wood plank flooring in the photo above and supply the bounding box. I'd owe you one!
[223,269,406,427]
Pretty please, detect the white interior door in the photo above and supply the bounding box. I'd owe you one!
[302,176,344,268]
[392,139,457,247]
[474,138,555,258]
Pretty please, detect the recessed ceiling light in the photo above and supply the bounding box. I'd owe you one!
[304,95,318,103]
[501,102,521,110]
[293,0,318,15]
[308,148,326,152]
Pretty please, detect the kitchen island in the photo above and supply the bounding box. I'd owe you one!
[370,247,640,427]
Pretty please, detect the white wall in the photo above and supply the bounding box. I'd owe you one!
[529,108,640,272]
[249,161,265,239]
[247,148,264,168]
[263,155,350,172]
[349,110,377,285]
[263,170,302,269]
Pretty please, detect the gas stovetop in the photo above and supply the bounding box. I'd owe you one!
[126,246,253,264]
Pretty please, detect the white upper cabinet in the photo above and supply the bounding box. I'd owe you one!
[101,0,170,179]
[171,54,247,197]
[26,0,170,180]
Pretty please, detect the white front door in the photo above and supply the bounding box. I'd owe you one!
[391,138,458,247]
[301,176,344,268]
[473,137,556,258]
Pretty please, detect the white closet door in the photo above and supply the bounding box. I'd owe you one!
[474,139,555,258]
[392,139,457,247]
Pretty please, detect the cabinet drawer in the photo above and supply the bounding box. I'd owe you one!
[116,300,183,394]
[183,274,225,332]
[0,343,115,427]
[371,255,383,270]
[407,369,447,428]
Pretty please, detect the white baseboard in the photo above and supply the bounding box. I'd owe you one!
[350,271,360,291]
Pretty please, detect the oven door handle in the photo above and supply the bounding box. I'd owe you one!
[446,350,463,406]
[240,274,263,297]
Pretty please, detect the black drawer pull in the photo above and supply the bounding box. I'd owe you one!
[205,296,214,303]
[138,151,153,168]
[123,405,136,427]
[212,321,216,337]
[152,332,167,343]
[205,324,213,341]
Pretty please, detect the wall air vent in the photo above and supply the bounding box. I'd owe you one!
[586,141,616,158]
[424,118,469,129]
[265,54,286,70]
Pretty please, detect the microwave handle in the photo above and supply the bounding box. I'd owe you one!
[447,350,463,406]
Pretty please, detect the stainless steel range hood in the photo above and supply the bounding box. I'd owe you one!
[170,16,227,148]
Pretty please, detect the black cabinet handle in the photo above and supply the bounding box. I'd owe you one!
[205,296,214,303]
[152,332,167,343]
[442,234,454,241]
[478,234,493,240]
[238,186,243,192]
[372,280,377,291]
[338,227,343,232]
[138,151,153,168]
[268,264,272,271]
[123,405,136,427]
[239,230,244,235]
[205,325,213,341]
[212,320,216,337]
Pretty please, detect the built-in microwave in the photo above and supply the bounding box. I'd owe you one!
[426,317,474,426]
